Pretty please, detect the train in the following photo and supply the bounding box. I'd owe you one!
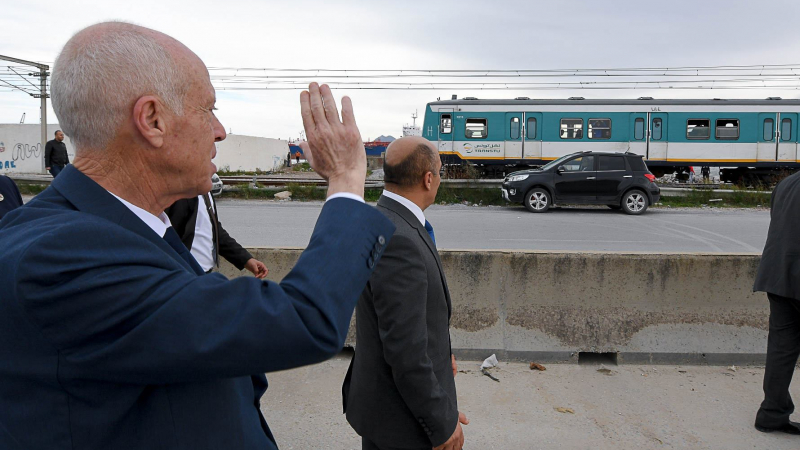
[421,97,800,183]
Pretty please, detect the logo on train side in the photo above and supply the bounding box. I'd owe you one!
[462,142,501,154]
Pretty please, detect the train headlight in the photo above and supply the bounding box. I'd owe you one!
[507,174,529,182]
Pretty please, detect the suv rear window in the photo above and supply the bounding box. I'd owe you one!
[627,156,647,171]
[598,156,625,171]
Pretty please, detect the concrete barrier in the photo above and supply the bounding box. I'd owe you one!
[220,249,767,365]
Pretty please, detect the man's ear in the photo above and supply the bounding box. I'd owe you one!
[423,171,434,190]
[132,95,167,148]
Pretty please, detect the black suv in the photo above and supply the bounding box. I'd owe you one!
[501,152,660,215]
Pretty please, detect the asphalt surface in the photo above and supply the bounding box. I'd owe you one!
[216,199,770,253]
[262,356,799,450]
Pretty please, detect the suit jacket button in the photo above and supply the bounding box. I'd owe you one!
[368,257,375,268]
[371,249,379,259]
[378,235,386,246]
[418,418,424,423]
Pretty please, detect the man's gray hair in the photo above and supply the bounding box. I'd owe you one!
[51,23,188,151]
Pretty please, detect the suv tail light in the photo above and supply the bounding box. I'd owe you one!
[644,173,656,182]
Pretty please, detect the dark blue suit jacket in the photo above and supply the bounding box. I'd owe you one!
[0,165,394,450]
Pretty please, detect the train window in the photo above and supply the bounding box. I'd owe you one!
[527,117,537,139]
[560,118,583,139]
[652,118,663,140]
[440,114,452,134]
[465,118,488,139]
[715,119,739,140]
[589,118,611,140]
[634,118,645,140]
[764,119,774,141]
[510,117,520,139]
[686,119,710,140]
[598,156,625,171]
[782,118,792,141]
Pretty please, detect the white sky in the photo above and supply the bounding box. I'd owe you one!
[2,0,800,141]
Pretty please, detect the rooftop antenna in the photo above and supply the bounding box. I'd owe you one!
[411,110,418,127]
[19,112,25,124]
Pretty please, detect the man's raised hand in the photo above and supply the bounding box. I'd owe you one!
[299,83,366,199]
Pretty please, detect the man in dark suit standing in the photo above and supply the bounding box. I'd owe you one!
[754,171,800,435]
[166,192,268,277]
[44,129,70,177]
[343,136,468,450]
[0,22,394,450]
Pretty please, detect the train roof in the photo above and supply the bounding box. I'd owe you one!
[428,97,800,106]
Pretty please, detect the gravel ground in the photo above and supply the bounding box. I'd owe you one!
[261,356,800,450]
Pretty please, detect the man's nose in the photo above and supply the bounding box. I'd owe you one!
[212,115,226,142]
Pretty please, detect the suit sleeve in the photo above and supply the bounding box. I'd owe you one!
[216,217,254,270]
[14,198,395,385]
[371,234,459,447]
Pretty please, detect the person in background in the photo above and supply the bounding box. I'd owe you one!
[343,136,468,450]
[701,166,711,183]
[44,130,70,177]
[295,150,301,164]
[166,191,268,277]
[753,171,800,435]
[0,175,23,220]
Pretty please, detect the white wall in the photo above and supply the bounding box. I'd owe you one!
[213,134,289,173]
[0,124,289,175]
[0,124,75,174]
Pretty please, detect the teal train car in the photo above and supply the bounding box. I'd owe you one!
[422,97,800,182]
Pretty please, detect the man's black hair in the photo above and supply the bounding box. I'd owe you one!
[384,143,438,187]
[54,130,62,136]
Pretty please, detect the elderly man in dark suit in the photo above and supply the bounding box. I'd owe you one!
[754,171,800,435]
[0,22,394,450]
[343,136,468,450]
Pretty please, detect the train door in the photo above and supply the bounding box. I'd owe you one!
[778,113,797,161]
[437,109,454,154]
[648,113,668,160]
[505,112,523,160]
[629,113,648,156]
[522,112,542,161]
[757,113,777,161]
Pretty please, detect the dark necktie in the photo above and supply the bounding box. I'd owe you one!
[424,220,436,245]
[163,226,205,275]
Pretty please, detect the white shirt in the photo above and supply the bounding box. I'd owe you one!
[381,190,425,226]
[109,193,171,237]
[191,193,216,272]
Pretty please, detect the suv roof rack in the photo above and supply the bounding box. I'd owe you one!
[637,96,654,100]
[568,96,585,100]
[463,96,479,100]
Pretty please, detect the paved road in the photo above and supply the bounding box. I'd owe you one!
[216,199,770,253]
[262,356,798,450]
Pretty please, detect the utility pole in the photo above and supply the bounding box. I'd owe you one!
[0,55,50,173]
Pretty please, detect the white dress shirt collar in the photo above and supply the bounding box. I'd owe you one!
[108,192,172,238]
[381,190,425,226]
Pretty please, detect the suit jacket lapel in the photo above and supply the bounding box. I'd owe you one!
[377,196,452,316]
[50,165,199,274]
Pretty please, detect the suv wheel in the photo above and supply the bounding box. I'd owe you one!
[621,190,648,215]
[524,188,551,213]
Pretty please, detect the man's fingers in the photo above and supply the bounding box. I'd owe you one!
[299,90,316,135]
[298,141,314,167]
[458,412,469,425]
[307,83,330,132]
[319,84,342,126]
[340,96,357,128]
